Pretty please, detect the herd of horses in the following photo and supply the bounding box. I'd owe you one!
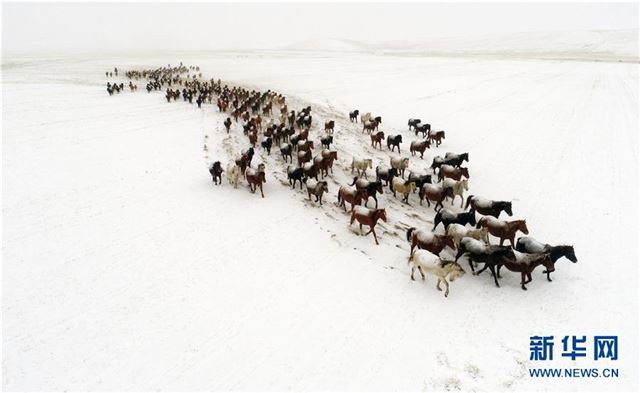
[107,63,578,297]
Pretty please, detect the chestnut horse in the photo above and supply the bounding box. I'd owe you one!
[406,227,455,257]
[337,186,365,212]
[350,206,387,245]
[438,165,469,181]
[245,164,266,198]
[477,216,529,247]
[370,131,385,149]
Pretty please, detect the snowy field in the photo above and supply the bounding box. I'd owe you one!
[2,33,639,391]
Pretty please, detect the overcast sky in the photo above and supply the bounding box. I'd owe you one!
[2,2,638,54]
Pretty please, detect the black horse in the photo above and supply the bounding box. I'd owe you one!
[415,123,431,137]
[287,166,305,189]
[430,156,444,173]
[515,237,577,281]
[224,117,232,133]
[456,242,515,287]
[407,172,432,192]
[375,166,398,186]
[349,109,360,123]
[443,152,469,167]
[280,143,293,163]
[387,134,403,153]
[320,135,333,149]
[209,161,223,185]
[350,177,384,208]
[408,118,421,131]
[465,195,513,218]
[261,137,273,155]
[433,208,477,231]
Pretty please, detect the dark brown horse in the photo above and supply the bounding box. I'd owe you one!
[438,165,469,181]
[245,164,266,198]
[419,184,453,211]
[370,131,385,150]
[350,206,387,245]
[208,161,223,185]
[495,252,555,290]
[324,120,335,133]
[477,217,529,247]
[428,130,445,147]
[409,139,430,159]
[306,180,329,205]
[406,228,455,257]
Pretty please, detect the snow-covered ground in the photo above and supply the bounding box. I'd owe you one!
[2,32,638,391]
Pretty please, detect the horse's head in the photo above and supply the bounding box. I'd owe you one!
[397,135,403,143]
[319,181,328,193]
[443,235,456,250]
[461,167,470,179]
[503,202,514,216]
[374,181,384,194]
[466,210,477,226]
[407,182,417,192]
[443,261,465,282]
[401,157,409,166]
[518,220,529,234]
[476,217,486,229]
[376,209,387,222]
[366,159,373,168]
[562,245,578,263]
[461,179,469,190]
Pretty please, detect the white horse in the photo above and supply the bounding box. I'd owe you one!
[226,162,242,189]
[443,178,469,208]
[446,224,489,247]
[360,112,372,124]
[351,157,373,178]
[390,156,410,178]
[409,250,466,297]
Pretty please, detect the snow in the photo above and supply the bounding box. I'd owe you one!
[2,30,638,391]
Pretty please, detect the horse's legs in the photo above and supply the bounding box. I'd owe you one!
[371,227,379,245]
[546,270,553,282]
[418,266,425,280]
[489,265,500,287]
[476,264,489,276]
[499,237,505,246]
[525,272,532,284]
[359,223,363,235]
[510,236,515,248]
[521,272,528,290]
[443,279,450,297]
[436,278,442,291]
[411,266,416,281]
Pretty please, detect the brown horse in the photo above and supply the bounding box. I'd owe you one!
[306,180,329,205]
[438,165,469,181]
[406,228,455,257]
[495,252,554,290]
[321,149,338,174]
[428,130,445,147]
[235,147,254,174]
[245,164,266,198]
[419,184,453,211]
[370,131,385,150]
[409,139,430,159]
[477,217,529,247]
[297,150,312,166]
[337,186,365,212]
[350,206,387,245]
[324,120,335,133]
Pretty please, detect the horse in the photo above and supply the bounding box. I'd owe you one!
[455,238,515,287]
[409,250,465,297]
[406,227,455,257]
[208,161,223,185]
[297,149,312,166]
[430,156,444,174]
[428,130,445,147]
[261,137,273,155]
[248,130,258,148]
[418,184,453,211]
[350,206,387,245]
[391,178,416,204]
[287,166,305,189]
[320,135,333,149]
[433,208,476,231]
[370,131,385,149]
[407,172,432,192]
[280,143,293,163]
[235,147,254,174]
[224,117,232,133]
[443,178,469,208]
[387,134,403,153]
[351,157,372,178]
[443,152,469,167]
[302,162,319,181]
[375,166,398,186]
[245,164,266,198]
[360,112,372,124]
[296,140,314,153]
[408,118,421,131]
[390,157,410,178]
[320,149,338,174]
[324,120,335,133]
[446,224,489,247]
[465,196,513,218]
[337,186,365,212]
[477,217,529,247]
[351,177,384,208]
[362,119,379,134]
[415,123,431,137]
[515,237,577,281]
[409,139,430,159]
[438,165,469,181]
[494,251,555,290]
[349,109,360,123]
[226,162,242,189]
[305,180,329,205]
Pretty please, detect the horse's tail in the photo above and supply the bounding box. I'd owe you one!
[389,178,394,192]
[349,176,358,186]
[465,195,474,210]
[433,212,441,229]
[406,227,415,242]
[337,189,342,203]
